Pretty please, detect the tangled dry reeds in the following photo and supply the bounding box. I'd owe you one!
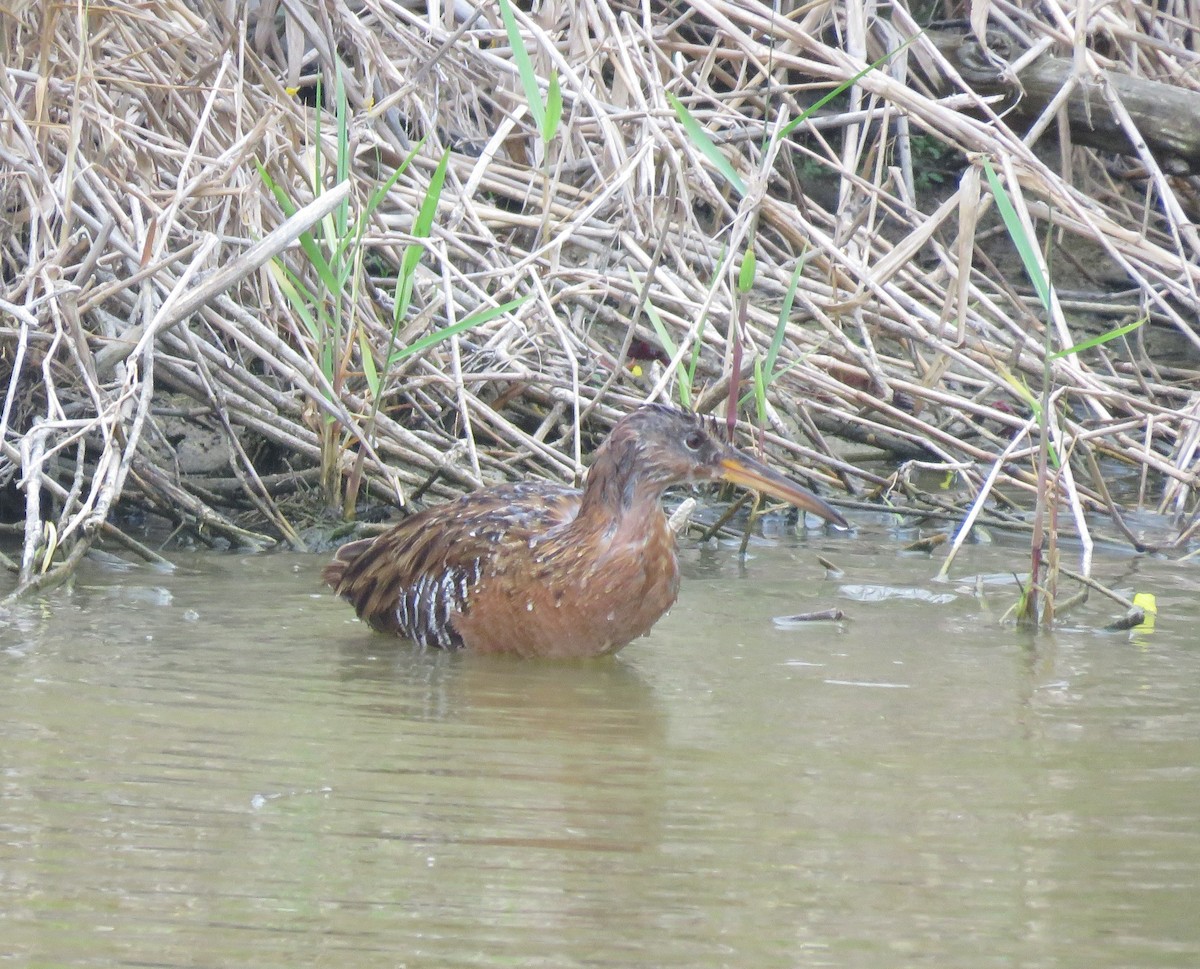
[2,0,1200,601]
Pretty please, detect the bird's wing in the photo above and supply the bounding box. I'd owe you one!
[323,482,582,647]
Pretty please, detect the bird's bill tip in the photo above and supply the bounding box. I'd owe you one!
[718,454,848,529]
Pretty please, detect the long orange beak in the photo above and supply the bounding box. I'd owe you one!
[718,451,848,529]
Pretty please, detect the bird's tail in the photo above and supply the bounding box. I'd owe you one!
[321,536,377,591]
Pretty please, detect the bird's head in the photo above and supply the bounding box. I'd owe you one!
[599,404,847,528]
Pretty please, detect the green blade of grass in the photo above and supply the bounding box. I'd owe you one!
[686,315,706,387]
[642,300,677,359]
[412,151,450,240]
[358,328,380,397]
[543,71,562,143]
[386,296,529,368]
[1048,317,1146,360]
[667,91,747,196]
[982,158,1052,313]
[394,149,451,323]
[258,162,341,293]
[997,365,1041,416]
[640,294,691,408]
[737,246,757,293]
[498,0,545,131]
[778,38,918,140]
[632,239,718,413]
[766,260,804,379]
[752,356,767,424]
[997,366,1062,469]
[270,263,321,342]
[333,69,350,240]
[361,145,418,219]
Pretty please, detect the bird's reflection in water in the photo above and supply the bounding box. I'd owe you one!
[333,635,671,937]
[336,633,659,730]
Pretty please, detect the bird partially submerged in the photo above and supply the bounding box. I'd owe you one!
[324,404,847,657]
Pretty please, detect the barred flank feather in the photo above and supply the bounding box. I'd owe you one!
[324,482,583,650]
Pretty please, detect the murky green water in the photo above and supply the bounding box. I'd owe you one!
[2,532,1199,967]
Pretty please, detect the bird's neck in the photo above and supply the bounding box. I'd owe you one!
[574,432,665,529]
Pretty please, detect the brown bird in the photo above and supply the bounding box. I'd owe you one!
[324,404,847,658]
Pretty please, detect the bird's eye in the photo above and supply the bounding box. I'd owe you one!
[683,432,705,451]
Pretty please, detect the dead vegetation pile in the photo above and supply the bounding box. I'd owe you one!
[2,0,1200,599]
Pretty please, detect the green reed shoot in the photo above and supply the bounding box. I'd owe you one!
[345,147,528,514]
[1048,317,1146,359]
[643,298,692,410]
[498,0,561,145]
[668,41,913,423]
[666,91,747,197]
[635,259,714,411]
[982,158,1143,625]
[262,72,518,513]
[748,260,810,424]
[983,159,1144,454]
[260,68,415,507]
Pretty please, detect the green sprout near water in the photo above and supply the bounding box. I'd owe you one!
[260,70,524,515]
